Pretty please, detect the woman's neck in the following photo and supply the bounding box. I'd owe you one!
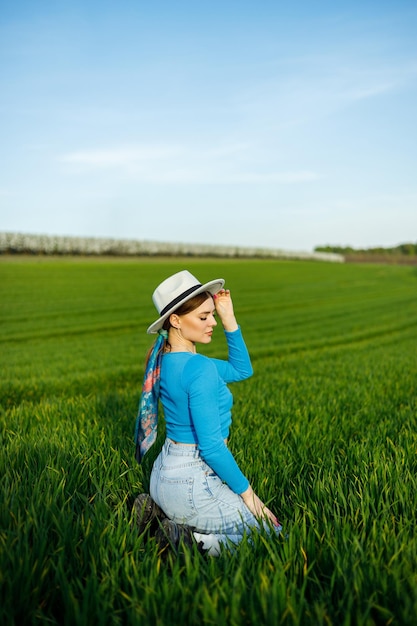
[168,344,196,354]
[166,328,196,354]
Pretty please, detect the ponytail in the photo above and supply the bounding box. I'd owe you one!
[134,329,168,462]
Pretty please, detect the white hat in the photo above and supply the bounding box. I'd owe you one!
[147,270,224,334]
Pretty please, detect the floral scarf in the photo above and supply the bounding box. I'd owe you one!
[134,330,167,463]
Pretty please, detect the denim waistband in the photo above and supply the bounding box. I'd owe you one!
[163,438,201,458]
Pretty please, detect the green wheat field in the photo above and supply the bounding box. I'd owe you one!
[1,256,416,626]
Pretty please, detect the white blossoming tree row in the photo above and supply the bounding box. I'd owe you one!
[0,232,344,263]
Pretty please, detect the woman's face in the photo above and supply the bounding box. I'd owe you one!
[173,296,217,344]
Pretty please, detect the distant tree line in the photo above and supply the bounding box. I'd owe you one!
[315,243,417,256]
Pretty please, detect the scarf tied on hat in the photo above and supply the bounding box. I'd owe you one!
[134,330,167,463]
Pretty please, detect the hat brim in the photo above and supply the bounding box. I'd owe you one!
[147,278,225,334]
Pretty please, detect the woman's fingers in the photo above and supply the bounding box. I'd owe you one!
[244,492,278,526]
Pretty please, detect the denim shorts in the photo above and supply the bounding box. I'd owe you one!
[150,438,269,537]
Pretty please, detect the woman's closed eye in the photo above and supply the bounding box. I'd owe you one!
[200,313,216,321]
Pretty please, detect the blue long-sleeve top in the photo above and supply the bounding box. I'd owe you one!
[159,326,253,494]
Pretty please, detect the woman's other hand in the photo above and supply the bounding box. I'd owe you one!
[240,485,280,527]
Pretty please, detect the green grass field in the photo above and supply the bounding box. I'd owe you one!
[1,256,417,625]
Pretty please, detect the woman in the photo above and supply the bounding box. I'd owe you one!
[134,270,281,555]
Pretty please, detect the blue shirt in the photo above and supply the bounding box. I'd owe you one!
[159,327,253,494]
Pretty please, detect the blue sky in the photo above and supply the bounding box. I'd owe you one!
[1,0,416,252]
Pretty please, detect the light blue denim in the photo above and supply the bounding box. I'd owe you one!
[150,438,282,546]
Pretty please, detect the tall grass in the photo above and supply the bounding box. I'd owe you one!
[1,257,417,625]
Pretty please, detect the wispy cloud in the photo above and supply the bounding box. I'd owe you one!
[60,145,183,166]
[59,142,319,185]
[332,60,417,104]
[0,188,15,197]
[236,57,417,131]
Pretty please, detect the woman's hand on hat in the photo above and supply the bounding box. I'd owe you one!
[213,289,238,332]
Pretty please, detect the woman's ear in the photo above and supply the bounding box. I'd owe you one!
[169,313,180,329]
